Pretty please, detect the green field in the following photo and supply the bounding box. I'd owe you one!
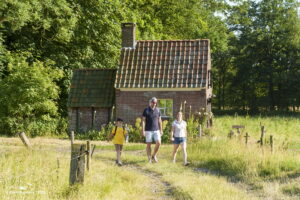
[1,116,299,200]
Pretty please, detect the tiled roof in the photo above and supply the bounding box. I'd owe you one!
[115,39,210,88]
[68,69,116,107]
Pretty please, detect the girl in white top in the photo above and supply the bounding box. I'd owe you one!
[170,111,189,166]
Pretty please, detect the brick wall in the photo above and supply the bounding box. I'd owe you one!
[115,89,208,124]
[68,107,110,132]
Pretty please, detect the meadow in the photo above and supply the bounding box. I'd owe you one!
[0,115,299,200]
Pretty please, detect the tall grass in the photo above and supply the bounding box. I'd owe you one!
[0,147,159,200]
[211,115,300,148]
[187,137,300,183]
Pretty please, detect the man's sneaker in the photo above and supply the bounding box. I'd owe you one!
[184,162,190,166]
[117,161,123,166]
[152,156,158,163]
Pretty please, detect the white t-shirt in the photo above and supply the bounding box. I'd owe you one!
[172,120,187,137]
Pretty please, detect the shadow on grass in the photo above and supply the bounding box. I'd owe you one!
[282,184,300,196]
[94,144,145,151]
[171,187,193,200]
[60,184,80,199]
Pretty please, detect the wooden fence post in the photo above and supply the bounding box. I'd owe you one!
[87,141,91,171]
[270,135,274,153]
[18,132,32,148]
[228,130,234,139]
[183,100,186,120]
[69,144,86,185]
[232,125,245,136]
[244,132,249,145]
[91,145,96,158]
[260,126,265,146]
[70,131,75,146]
[57,158,60,180]
[198,124,202,138]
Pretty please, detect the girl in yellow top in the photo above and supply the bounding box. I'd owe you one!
[108,118,127,166]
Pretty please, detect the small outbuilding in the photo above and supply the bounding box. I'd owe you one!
[67,69,116,132]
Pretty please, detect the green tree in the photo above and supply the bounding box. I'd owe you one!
[123,0,230,52]
[226,0,300,111]
[0,0,128,116]
[0,54,63,136]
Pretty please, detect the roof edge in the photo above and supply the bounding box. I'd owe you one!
[137,39,210,42]
[117,88,206,91]
[74,68,117,71]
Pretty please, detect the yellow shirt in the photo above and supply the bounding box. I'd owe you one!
[112,126,126,145]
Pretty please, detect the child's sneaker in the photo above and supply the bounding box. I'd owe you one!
[117,161,123,166]
[184,162,190,166]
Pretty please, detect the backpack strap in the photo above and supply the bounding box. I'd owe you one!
[114,126,126,136]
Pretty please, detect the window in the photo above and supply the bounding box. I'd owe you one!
[158,99,173,117]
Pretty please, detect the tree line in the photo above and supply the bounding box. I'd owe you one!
[0,0,299,135]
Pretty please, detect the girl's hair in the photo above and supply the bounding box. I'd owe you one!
[116,118,123,122]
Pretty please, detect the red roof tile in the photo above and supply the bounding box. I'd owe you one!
[115,39,210,88]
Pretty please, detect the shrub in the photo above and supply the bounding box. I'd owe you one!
[126,118,173,143]
[0,54,63,136]
[127,118,143,143]
[194,108,213,127]
[76,122,115,140]
[186,115,199,138]
[161,119,172,143]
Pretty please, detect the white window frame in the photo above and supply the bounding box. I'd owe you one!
[157,99,173,118]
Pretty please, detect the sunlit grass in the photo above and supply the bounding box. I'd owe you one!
[187,138,300,182]
[0,146,159,200]
[211,116,300,149]
[0,115,299,199]
[145,158,258,200]
[99,148,257,200]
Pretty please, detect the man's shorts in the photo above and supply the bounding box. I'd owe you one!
[145,130,161,143]
[173,137,186,144]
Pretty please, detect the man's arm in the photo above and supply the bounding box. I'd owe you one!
[159,116,163,135]
[141,117,146,137]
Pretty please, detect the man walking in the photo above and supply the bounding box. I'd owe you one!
[141,97,163,163]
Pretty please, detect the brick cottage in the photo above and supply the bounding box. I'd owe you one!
[68,23,212,132]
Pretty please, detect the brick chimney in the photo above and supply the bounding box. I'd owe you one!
[121,23,136,48]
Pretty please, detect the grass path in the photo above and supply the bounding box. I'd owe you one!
[95,148,258,200]
[95,154,177,200]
